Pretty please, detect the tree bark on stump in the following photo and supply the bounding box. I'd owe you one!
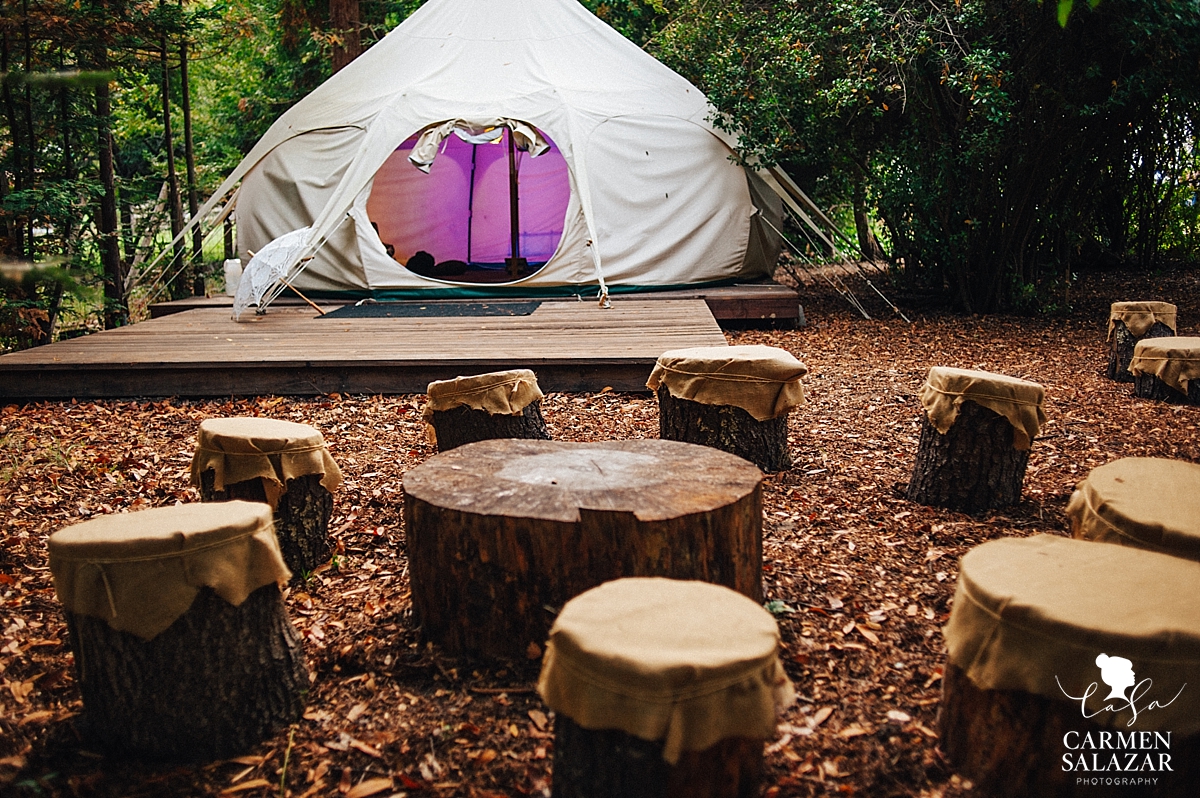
[1107,321,1174,382]
[428,401,551,452]
[551,715,763,798]
[906,401,1030,513]
[403,439,762,659]
[656,386,790,472]
[65,585,308,762]
[938,662,1199,797]
[199,470,333,579]
[1133,374,1200,405]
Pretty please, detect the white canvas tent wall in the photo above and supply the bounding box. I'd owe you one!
[213,0,782,300]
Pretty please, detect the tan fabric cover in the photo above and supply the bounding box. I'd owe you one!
[190,417,342,509]
[422,369,544,418]
[48,501,290,641]
[646,345,807,421]
[1129,336,1200,394]
[944,535,1200,733]
[1107,301,1177,340]
[537,577,795,764]
[1066,457,1200,562]
[917,367,1046,450]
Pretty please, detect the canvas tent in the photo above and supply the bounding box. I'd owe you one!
[200,0,785,311]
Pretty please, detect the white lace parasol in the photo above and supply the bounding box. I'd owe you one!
[232,226,313,320]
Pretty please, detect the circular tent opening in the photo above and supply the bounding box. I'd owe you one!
[366,126,570,284]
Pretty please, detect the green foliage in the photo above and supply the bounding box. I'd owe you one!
[656,0,1200,312]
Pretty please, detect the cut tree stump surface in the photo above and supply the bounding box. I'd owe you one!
[402,439,763,659]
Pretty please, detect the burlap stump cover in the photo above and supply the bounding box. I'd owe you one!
[1066,457,1200,562]
[944,535,1200,734]
[48,501,291,640]
[422,369,544,418]
[1107,301,1177,340]
[537,577,795,765]
[1129,336,1200,395]
[190,417,342,509]
[917,367,1046,450]
[646,345,807,422]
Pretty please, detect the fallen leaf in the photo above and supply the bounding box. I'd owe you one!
[809,706,834,729]
[527,709,548,731]
[220,778,272,794]
[345,777,393,798]
[838,724,870,738]
[346,702,368,723]
[349,738,383,758]
[338,766,353,793]
[855,623,880,644]
[886,709,912,723]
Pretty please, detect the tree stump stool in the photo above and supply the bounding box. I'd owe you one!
[1129,337,1200,405]
[423,369,550,452]
[1107,301,1177,382]
[906,367,1046,513]
[1066,457,1200,563]
[537,578,795,798]
[647,345,806,472]
[402,439,763,659]
[191,417,342,579]
[48,501,307,761]
[939,535,1200,797]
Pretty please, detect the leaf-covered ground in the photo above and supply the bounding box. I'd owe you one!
[2,268,1198,797]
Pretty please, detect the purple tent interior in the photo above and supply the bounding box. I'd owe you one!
[366,128,571,282]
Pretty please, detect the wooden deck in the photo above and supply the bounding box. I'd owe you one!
[0,300,727,400]
[148,281,803,324]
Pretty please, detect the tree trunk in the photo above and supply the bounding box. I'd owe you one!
[1133,374,1200,406]
[1107,321,1174,382]
[2,27,27,259]
[329,0,362,73]
[161,35,186,299]
[906,401,1031,513]
[938,662,1199,798]
[403,439,762,659]
[657,386,790,473]
[65,585,308,762]
[180,34,204,296]
[428,401,551,452]
[552,715,763,798]
[94,47,127,328]
[198,470,333,580]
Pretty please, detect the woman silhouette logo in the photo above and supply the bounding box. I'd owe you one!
[1096,653,1137,701]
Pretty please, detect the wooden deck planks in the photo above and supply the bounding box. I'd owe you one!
[0,300,728,399]
[147,282,803,323]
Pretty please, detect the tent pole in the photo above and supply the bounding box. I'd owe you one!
[505,128,526,277]
[467,142,477,265]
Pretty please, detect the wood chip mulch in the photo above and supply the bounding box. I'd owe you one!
[1,268,1198,797]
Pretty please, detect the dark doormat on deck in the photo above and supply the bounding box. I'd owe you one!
[322,300,542,319]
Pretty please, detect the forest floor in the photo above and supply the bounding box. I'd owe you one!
[2,266,1199,797]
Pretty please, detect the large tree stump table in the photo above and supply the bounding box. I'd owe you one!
[940,535,1200,797]
[647,345,807,472]
[1129,337,1200,405]
[1107,301,1177,382]
[191,416,342,579]
[423,369,550,452]
[1066,457,1200,563]
[48,501,307,761]
[402,439,763,659]
[538,578,795,798]
[906,367,1046,513]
